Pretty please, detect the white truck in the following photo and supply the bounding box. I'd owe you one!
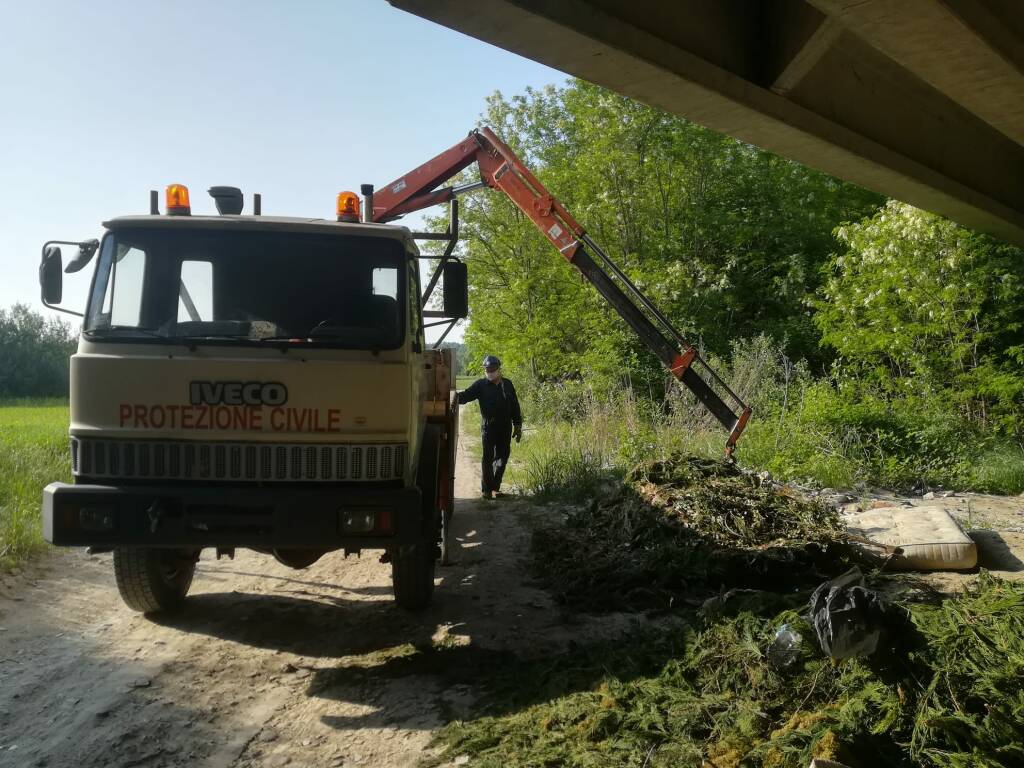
[40,183,462,612]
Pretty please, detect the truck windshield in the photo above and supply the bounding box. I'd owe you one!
[85,227,405,349]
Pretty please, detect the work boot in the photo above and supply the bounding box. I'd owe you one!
[480,492,494,501]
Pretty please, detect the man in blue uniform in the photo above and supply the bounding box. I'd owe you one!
[457,355,523,500]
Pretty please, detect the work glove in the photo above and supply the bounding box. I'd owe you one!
[513,425,522,443]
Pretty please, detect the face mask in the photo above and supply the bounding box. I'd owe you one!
[485,370,500,382]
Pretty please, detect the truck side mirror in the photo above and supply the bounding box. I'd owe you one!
[40,245,63,305]
[40,240,88,317]
[442,261,468,319]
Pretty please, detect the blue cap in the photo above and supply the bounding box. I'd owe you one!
[483,355,501,368]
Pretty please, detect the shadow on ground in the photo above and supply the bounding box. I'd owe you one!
[153,591,428,658]
[971,529,1024,572]
[146,492,688,751]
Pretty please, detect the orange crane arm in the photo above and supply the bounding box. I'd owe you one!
[372,128,751,454]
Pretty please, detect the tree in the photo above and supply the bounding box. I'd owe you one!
[424,81,881,394]
[0,304,77,398]
[816,201,1024,433]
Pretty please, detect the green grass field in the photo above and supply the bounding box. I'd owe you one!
[0,399,69,569]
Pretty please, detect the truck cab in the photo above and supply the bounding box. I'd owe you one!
[40,185,464,613]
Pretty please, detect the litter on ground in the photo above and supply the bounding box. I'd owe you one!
[843,505,977,570]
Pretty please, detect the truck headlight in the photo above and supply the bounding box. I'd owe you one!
[339,509,393,534]
[339,507,395,532]
[79,506,115,531]
[342,510,375,533]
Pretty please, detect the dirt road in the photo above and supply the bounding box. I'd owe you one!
[0,420,639,768]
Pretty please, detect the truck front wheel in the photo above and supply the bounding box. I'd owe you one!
[392,424,441,610]
[113,548,197,614]
[391,544,435,609]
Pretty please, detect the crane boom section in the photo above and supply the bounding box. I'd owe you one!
[373,128,751,454]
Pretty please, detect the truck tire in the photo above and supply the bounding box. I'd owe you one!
[392,425,440,609]
[113,548,196,614]
[391,544,435,610]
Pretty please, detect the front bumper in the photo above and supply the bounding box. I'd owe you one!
[42,482,424,549]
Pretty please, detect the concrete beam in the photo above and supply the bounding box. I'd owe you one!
[809,0,1024,146]
[771,17,843,97]
[389,0,1024,246]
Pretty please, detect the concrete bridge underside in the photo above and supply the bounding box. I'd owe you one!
[391,0,1024,246]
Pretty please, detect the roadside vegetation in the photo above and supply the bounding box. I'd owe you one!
[433,80,1024,496]
[0,399,69,568]
[427,454,1024,767]
[509,332,1024,498]
[428,572,1024,768]
[0,305,75,568]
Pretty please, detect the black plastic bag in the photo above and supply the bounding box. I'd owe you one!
[808,566,886,659]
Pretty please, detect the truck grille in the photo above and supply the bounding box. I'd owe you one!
[71,438,406,483]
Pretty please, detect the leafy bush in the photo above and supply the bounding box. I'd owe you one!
[0,304,77,398]
[817,202,1024,440]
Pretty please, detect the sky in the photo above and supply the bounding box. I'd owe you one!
[0,0,566,341]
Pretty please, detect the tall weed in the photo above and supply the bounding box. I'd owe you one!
[0,399,68,568]
[515,335,1024,494]
[521,445,608,502]
[969,444,1024,494]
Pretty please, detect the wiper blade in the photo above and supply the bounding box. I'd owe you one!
[85,326,165,338]
[179,334,252,341]
[88,327,265,342]
[86,327,204,345]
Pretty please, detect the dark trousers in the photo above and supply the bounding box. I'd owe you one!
[481,427,512,494]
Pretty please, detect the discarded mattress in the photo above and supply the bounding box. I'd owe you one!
[843,505,977,570]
